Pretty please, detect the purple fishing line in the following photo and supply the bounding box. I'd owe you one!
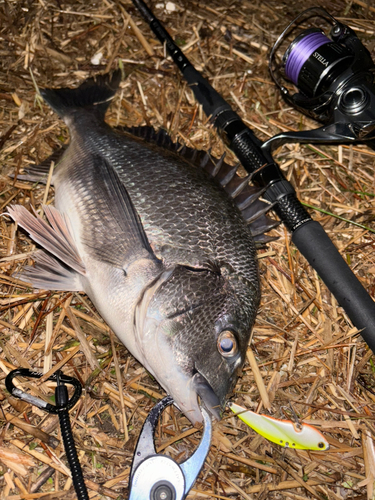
[285,32,330,85]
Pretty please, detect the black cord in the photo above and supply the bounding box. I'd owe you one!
[6,368,89,499]
[55,373,89,500]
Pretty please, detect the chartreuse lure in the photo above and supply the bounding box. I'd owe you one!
[229,403,329,451]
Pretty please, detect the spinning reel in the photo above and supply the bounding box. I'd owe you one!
[263,7,375,152]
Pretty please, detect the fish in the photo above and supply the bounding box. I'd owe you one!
[8,71,277,425]
[230,402,330,450]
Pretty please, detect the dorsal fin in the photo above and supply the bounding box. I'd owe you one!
[120,125,279,245]
[17,123,279,247]
[214,162,239,187]
[224,174,252,198]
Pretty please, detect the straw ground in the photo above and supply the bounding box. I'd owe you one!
[0,1,374,499]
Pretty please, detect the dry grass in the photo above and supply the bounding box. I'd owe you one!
[0,0,375,499]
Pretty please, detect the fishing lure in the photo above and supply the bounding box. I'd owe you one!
[229,402,329,451]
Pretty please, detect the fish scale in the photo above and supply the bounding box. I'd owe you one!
[8,71,274,425]
[93,130,258,265]
[74,117,260,304]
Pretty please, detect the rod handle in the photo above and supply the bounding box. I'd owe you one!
[292,220,375,351]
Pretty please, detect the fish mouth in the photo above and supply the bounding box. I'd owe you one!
[191,371,222,421]
[156,370,222,426]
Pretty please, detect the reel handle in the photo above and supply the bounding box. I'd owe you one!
[262,125,368,153]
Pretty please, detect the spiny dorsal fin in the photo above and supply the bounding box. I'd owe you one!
[214,162,239,187]
[210,153,226,177]
[251,217,280,237]
[120,125,279,245]
[224,174,252,198]
[121,125,241,187]
[242,200,275,224]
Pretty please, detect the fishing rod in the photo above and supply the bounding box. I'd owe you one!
[132,0,375,353]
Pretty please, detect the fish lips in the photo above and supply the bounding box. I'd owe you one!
[191,371,222,421]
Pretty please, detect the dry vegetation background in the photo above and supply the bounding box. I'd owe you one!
[0,0,375,499]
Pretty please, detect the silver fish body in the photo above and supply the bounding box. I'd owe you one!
[9,72,266,424]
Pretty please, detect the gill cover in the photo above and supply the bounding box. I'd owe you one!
[134,265,247,424]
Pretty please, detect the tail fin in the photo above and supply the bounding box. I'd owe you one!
[40,70,121,121]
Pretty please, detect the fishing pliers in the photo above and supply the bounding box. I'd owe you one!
[129,396,212,500]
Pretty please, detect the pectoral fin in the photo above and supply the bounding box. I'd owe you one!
[78,154,156,269]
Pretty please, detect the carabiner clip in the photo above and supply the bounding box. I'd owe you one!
[6,368,82,414]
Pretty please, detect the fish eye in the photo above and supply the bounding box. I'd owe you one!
[217,330,238,358]
[318,442,325,449]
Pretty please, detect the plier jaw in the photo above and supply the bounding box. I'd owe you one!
[129,396,212,500]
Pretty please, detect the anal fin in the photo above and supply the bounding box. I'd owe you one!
[20,250,83,291]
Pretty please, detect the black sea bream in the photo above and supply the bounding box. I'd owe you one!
[8,72,276,424]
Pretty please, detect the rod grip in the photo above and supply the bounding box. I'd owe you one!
[292,220,375,351]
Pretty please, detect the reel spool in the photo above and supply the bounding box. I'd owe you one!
[263,7,375,152]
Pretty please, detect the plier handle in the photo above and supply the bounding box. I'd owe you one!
[129,396,212,500]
